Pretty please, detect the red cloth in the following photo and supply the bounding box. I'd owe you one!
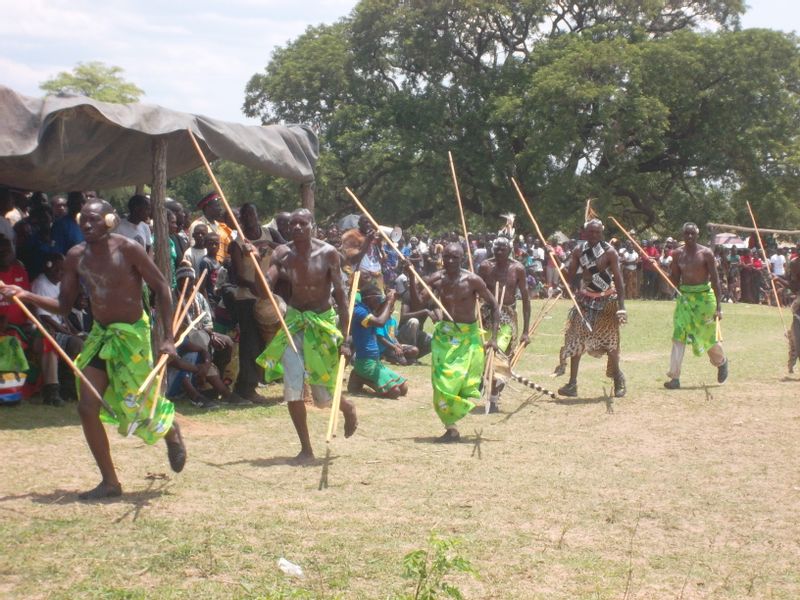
[643,246,659,271]
[0,262,30,326]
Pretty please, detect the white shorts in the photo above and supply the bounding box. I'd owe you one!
[281,332,332,407]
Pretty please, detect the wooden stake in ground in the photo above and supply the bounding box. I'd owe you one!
[448,151,484,330]
[327,271,361,443]
[345,187,454,322]
[9,295,114,416]
[609,216,681,298]
[510,177,592,332]
[187,129,297,354]
[746,201,788,335]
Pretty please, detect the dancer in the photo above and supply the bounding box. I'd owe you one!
[663,222,728,389]
[2,200,184,499]
[477,236,530,412]
[554,219,628,398]
[256,208,357,462]
[409,243,499,442]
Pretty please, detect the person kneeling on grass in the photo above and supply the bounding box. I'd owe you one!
[347,285,409,399]
[376,309,419,366]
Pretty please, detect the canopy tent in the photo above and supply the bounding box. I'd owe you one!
[0,86,318,191]
[0,85,319,345]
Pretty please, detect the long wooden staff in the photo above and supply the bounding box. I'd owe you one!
[483,283,504,412]
[10,296,114,416]
[344,187,455,322]
[188,129,297,354]
[171,276,191,332]
[326,271,361,443]
[609,216,681,297]
[510,177,592,332]
[171,270,207,337]
[510,292,562,369]
[448,151,484,330]
[746,201,788,334]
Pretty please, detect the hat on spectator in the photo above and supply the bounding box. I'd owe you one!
[197,192,220,210]
[175,262,196,281]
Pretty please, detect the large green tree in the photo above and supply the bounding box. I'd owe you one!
[40,61,144,104]
[244,0,800,234]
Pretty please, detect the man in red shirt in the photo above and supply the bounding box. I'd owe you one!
[0,236,62,405]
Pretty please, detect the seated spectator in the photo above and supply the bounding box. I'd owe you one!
[376,307,419,366]
[347,285,408,398]
[0,237,62,405]
[397,285,433,360]
[30,254,84,401]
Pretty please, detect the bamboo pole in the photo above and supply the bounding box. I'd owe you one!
[483,284,505,412]
[448,151,484,330]
[172,270,207,335]
[10,296,114,416]
[510,177,592,332]
[344,187,455,322]
[171,276,191,332]
[326,271,361,443]
[609,216,681,297]
[187,129,297,354]
[745,201,788,334]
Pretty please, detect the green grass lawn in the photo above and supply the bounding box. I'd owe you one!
[1,299,798,599]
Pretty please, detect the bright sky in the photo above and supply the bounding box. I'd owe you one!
[0,0,797,125]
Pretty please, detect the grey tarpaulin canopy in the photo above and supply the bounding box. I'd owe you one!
[0,85,319,190]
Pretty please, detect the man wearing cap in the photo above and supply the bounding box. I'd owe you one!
[189,192,232,261]
[664,222,728,389]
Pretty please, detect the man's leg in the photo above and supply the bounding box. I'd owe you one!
[312,385,357,437]
[664,340,685,388]
[76,365,120,499]
[281,333,314,461]
[607,349,626,397]
[708,343,728,383]
[558,354,581,397]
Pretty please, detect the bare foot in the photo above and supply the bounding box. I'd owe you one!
[291,449,315,465]
[342,401,358,438]
[165,421,187,473]
[78,481,122,500]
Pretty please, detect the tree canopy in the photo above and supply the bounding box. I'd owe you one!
[242,0,799,235]
[40,61,144,104]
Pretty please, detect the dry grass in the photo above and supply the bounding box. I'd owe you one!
[1,299,799,599]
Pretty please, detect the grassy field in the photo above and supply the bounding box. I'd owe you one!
[1,299,798,599]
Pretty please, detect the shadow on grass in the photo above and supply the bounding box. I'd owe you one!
[0,480,171,514]
[0,402,79,430]
[554,395,610,406]
[203,455,330,469]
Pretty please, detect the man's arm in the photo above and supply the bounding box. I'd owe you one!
[472,273,499,348]
[669,249,682,290]
[328,248,352,358]
[515,263,531,342]
[364,291,397,327]
[608,249,626,311]
[128,242,175,354]
[7,249,81,316]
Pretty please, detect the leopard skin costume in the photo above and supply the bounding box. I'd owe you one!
[554,292,620,378]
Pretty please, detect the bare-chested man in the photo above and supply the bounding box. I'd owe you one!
[478,236,530,412]
[409,242,499,442]
[256,208,357,462]
[2,200,184,499]
[664,222,728,389]
[554,219,628,398]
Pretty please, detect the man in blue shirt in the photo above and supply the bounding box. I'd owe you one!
[347,285,408,398]
[51,192,85,255]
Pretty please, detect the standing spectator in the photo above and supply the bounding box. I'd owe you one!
[641,239,659,299]
[198,233,222,306]
[17,204,54,280]
[728,246,741,302]
[341,216,385,291]
[51,191,85,255]
[620,241,640,299]
[473,239,488,268]
[770,248,787,278]
[189,192,232,261]
[115,195,153,253]
[166,199,191,268]
[183,223,208,275]
[0,187,18,250]
[229,203,276,403]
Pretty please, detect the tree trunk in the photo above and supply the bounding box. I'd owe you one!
[300,182,315,216]
[151,137,169,347]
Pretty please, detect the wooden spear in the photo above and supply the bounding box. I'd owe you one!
[510,292,562,369]
[608,216,681,297]
[171,274,192,333]
[10,296,114,416]
[746,201,789,335]
[187,129,297,353]
[344,187,455,322]
[326,271,361,443]
[510,177,592,332]
[448,151,484,330]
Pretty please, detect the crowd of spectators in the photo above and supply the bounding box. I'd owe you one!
[0,184,797,408]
